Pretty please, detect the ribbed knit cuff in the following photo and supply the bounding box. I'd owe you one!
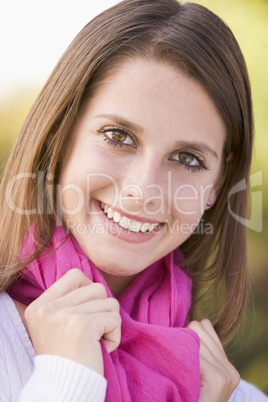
[20,355,107,401]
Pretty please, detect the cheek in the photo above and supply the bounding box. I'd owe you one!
[59,162,86,215]
[59,146,116,195]
[171,182,210,218]
[60,174,119,216]
[60,186,84,212]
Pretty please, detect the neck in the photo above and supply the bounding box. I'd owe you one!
[100,271,140,298]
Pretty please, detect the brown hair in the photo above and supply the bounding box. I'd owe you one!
[0,0,253,343]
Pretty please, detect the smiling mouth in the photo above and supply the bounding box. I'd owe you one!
[100,202,161,233]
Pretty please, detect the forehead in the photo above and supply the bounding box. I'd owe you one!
[82,58,226,151]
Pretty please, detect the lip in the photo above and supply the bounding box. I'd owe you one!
[92,199,163,243]
[100,201,163,225]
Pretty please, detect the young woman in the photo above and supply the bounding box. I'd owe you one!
[0,0,267,400]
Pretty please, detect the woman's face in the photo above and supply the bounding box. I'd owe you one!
[60,59,225,291]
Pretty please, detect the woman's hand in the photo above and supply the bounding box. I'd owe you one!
[24,269,122,376]
[187,319,240,402]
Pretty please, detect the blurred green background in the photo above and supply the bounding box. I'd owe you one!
[0,0,267,394]
[193,0,268,394]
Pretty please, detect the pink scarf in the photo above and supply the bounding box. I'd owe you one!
[9,226,200,401]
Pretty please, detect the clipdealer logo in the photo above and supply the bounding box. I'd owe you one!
[228,171,262,232]
[5,170,263,233]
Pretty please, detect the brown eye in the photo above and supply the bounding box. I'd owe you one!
[111,131,127,142]
[100,127,135,147]
[169,151,208,172]
[179,152,195,165]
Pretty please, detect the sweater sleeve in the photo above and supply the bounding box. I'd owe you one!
[229,379,268,401]
[19,355,107,402]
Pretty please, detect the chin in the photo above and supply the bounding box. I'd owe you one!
[87,250,143,276]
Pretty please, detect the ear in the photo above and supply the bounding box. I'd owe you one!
[206,153,233,209]
[206,187,218,209]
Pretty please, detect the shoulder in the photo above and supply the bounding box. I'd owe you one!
[0,291,34,360]
[0,291,24,330]
[229,379,268,401]
[0,291,16,333]
[0,292,35,400]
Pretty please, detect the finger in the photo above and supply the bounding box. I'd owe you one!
[101,312,122,353]
[199,355,226,402]
[187,320,226,361]
[199,338,226,368]
[51,282,108,310]
[200,319,225,353]
[199,353,240,402]
[65,297,120,316]
[83,311,122,353]
[33,269,94,304]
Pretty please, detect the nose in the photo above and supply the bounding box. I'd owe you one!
[119,154,166,216]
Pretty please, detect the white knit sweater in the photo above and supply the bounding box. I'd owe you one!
[0,292,107,401]
[0,292,267,401]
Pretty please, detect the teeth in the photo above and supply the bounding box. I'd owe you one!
[107,208,114,219]
[100,202,160,233]
[148,224,154,231]
[113,211,121,223]
[129,221,142,232]
[141,223,150,232]
[119,216,131,229]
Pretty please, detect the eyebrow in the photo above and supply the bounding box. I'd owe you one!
[94,114,144,134]
[174,140,219,160]
[95,113,218,160]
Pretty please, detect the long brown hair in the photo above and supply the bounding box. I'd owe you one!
[0,0,253,343]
